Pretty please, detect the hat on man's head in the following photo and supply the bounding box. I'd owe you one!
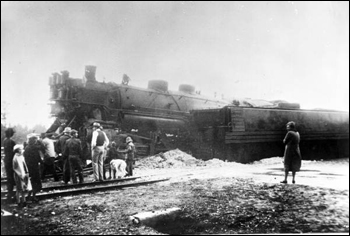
[286,121,296,129]
[26,133,39,145]
[5,128,15,138]
[93,122,101,128]
[63,127,72,133]
[71,129,78,135]
[26,133,39,140]
[126,137,133,143]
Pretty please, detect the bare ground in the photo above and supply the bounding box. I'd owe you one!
[1,151,349,235]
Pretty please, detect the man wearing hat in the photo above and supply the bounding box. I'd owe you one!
[23,135,44,202]
[55,127,72,184]
[117,136,136,177]
[3,127,17,203]
[91,122,109,182]
[64,129,84,184]
[40,133,59,182]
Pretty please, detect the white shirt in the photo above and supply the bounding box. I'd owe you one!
[42,137,56,157]
[91,128,109,149]
[13,153,28,180]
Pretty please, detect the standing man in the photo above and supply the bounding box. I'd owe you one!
[281,121,302,184]
[40,133,59,182]
[24,135,44,203]
[91,122,109,182]
[64,129,84,184]
[55,127,72,184]
[117,136,136,177]
[122,74,130,85]
[3,128,16,203]
[100,126,108,180]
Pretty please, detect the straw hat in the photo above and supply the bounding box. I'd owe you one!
[63,127,72,133]
[93,122,101,128]
[126,137,133,143]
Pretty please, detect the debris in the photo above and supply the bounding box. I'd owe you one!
[130,207,181,227]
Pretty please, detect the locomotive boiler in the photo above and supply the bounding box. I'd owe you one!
[47,65,229,156]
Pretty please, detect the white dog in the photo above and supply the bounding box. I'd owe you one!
[109,159,128,179]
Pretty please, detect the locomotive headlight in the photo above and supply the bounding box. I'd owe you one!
[50,102,65,115]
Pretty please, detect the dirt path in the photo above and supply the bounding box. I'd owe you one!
[1,154,349,235]
[134,156,349,190]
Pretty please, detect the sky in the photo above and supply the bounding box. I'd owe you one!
[1,1,349,128]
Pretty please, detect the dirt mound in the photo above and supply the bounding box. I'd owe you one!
[204,158,231,167]
[135,149,229,169]
[251,156,283,165]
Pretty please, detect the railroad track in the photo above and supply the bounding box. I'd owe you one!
[1,176,170,201]
[1,169,93,186]
[1,164,104,185]
[1,176,140,198]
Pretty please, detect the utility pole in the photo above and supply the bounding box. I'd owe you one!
[1,101,9,127]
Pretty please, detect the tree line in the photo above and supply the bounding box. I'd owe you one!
[1,123,47,147]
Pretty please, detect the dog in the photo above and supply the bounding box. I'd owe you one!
[109,159,128,179]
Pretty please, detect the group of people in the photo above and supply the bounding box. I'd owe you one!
[3,122,137,208]
[56,122,136,184]
[4,128,48,207]
[57,127,85,185]
[90,122,135,182]
[3,120,301,208]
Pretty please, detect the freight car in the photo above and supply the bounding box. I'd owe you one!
[46,66,349,163]
[190,106,349,163]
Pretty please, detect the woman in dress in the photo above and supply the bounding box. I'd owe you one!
[13,144,32,207]
[281,121,302,184]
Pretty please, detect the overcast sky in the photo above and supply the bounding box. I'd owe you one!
[1,1,349,128]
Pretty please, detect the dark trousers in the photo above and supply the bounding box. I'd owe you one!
[126,160,133,176]
[68,155,84,184]
[63,157,71,184]
[5,162,15,201]
[41,157,59,181]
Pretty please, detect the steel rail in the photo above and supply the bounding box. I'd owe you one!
[1,176,141,197]
[1,169,93,186]
[1,164,111,184]
[2,178,170,201]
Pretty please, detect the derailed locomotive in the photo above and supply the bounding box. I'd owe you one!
[46,65,349,163]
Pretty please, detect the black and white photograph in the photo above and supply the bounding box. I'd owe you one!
[1,1,349,234]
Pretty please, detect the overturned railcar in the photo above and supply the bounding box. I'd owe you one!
[190,106,349,163]
[47,65,349,163]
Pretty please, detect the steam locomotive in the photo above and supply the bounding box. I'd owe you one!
[46,66,349,163]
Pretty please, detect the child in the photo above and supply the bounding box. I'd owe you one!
[117,137,135,177]
[12,144,32,208]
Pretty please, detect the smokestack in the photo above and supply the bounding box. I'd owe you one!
[61,70,69,83]
[85,65,96,82]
